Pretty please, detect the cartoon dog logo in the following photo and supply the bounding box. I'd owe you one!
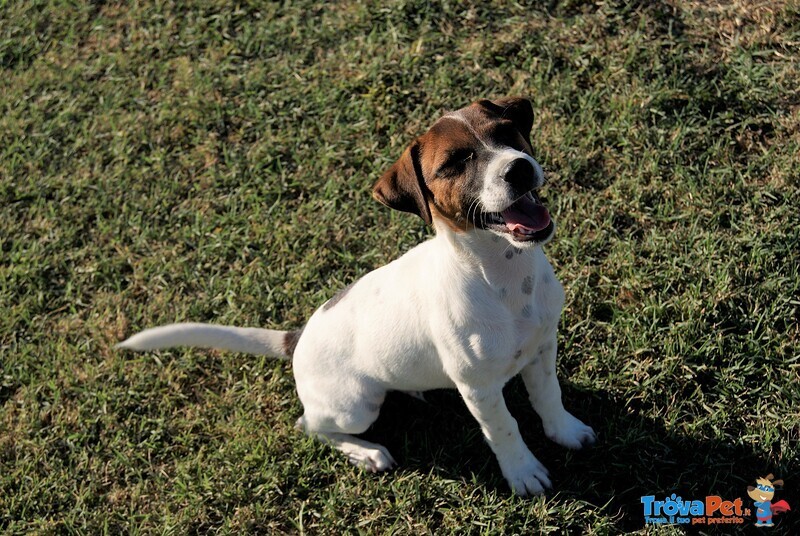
[747,474,791,527]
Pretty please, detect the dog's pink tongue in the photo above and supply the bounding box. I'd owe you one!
[501,196,550,233]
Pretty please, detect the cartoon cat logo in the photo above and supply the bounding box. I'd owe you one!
[747,474,791,527]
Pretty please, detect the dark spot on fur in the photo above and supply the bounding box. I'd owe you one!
[283,328,304,357]
[514,350,522,359]
[323,283,354,311]
[505,250,514,259]
[492,235,500,242]
[513,247,522,255]
[521,304,532,318]
[521,275,533,295]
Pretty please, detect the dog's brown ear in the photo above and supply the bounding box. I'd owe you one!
[766,473,775,481]
[747,486,756,491]
[373,141,432,225]
[772,479,784,487]
[478,97,534,142]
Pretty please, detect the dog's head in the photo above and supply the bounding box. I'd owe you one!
[373,97,553,246]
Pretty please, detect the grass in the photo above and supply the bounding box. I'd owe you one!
[1,0,799,533]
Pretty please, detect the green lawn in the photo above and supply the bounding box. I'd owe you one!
[2,1,799,533]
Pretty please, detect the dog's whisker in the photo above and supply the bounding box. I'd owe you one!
[465,198,480,232]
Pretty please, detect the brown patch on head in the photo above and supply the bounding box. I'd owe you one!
[419,116,484,231]
[282,328,304,357]
[374,97,536,231]
[475,97,535,148]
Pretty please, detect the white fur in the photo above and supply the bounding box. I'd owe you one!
[291,224,594,495]
[119,226,595,496]
[116,323,287,358]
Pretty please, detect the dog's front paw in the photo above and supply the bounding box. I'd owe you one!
[544,411,596,449]
[346,444,397,473]
[501,453,552,496]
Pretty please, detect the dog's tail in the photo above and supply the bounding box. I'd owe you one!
[116,323,300,360]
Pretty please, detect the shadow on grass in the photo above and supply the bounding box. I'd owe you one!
[362,382,799,532]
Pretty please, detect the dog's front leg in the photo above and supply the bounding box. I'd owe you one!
[457,383,551,496]
[521,332,596,449]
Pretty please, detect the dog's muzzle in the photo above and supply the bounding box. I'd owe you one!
[476,158,553,243]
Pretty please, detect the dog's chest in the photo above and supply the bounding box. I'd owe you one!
[498,271,561,348]
[451,248,565,372]
[488,246,563,320]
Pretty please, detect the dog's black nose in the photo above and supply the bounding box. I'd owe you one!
[502,158,535,193]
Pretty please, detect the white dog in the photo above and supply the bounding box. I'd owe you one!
[118,97,596,496]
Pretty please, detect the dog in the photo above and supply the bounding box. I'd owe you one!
[117,97,596,496]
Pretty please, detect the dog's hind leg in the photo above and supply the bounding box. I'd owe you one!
[295,416,396,472]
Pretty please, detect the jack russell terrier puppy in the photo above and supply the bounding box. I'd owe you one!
[117,97,596,496]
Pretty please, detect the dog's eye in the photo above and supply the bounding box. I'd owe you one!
[435,149,475,178]
[443,149,474,169]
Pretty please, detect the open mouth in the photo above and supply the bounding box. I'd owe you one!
[481,190,553,243]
